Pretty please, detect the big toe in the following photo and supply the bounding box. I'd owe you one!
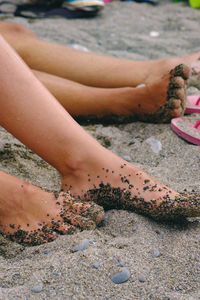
[65,199,105,224]
[170,63,191,80]
[84,202,105,224]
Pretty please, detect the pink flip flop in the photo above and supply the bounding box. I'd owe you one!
[185,95,200,114]
[171,117,200,145]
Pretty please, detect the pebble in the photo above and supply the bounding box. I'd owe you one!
[92,262,99,269]
[89,240,96,245]
[146,137,162,154]
[138,274,147,283]
[150,31,160,37]
[155,230,163,239]
[43,250,51,255]
[153,249,161,257]
[121,155,132,162]
[118,262,125,267]
[72,239,90,252]
[110,269,130,284]
[132,226,137,232]
[31,283,44,293]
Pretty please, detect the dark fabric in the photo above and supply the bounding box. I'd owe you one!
[0,0,99,18]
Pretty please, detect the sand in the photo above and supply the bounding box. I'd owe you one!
[0,0,200,299]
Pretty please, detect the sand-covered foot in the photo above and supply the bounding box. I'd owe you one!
[145,52,200,84]
[107,64,190,123]
[78,64,190,125]
[61,149,200,222]
[0,174,104,245]
[83,184,200,222]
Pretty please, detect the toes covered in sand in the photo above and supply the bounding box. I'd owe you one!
[0,191,104,245]
[148,64,190,123]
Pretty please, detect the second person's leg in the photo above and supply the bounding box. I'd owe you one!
[0,21,200,88]
[33,68,188,123]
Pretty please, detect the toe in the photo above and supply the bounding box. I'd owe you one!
[170,64,191,80]
[167,87,186,101]
[169,76,185,88]
[83,202,105,224]
[172,99,181,109]
[171,107,184,117]
[62,213,97,230]
[54,223,75,235]
[68,201,104,224]
[167,98,181,109]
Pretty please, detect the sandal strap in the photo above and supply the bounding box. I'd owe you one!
[194,120,200,129]
[196,97,200,106]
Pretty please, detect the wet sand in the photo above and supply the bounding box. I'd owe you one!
[0,0,200,299]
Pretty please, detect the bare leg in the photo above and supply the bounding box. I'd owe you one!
[33,68,189,123]
[0,33,199,240]
[0,35,104,244]
[0,21,200,88]
[0,21,194,122]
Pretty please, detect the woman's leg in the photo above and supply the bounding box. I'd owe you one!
[0,21,200,88]
[0,21,196,122]
[0,33,199,236]
[33,68,188,122]
[0,34,104,243]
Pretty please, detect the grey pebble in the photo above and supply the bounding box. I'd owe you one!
[110,269,130,284]
[92,262,99,269]
[132,226,137,232]
[119,262,125,267]
[153,249,160,257]
[89,240,96,245]
[122,155,132,162]
[138,274,147,282]
[31,283,43,293]
[72,239,90,252]
[155,230,163,239]
[43,250,50,255]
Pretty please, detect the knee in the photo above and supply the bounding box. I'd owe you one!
[0,22,37,38]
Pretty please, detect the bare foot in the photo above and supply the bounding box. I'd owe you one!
[76,64,190,124]
[61,142,200,222]
[145,52,200,85]
[113,64,189,123]
[0,172,104,245]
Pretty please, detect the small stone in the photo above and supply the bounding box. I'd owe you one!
[89,240,96,245]
[146,137,162,154]
[72,239,90,252]
[110,269,130,284]
[132,226,137,232]
[150,31,160,37]
[31,283,43,293]
[155,230,163,239]
[138,274,147,282]
[122,155,132,162]
[92,262,99,269]
[43,250,50,254]
[153,249,160,257]
[119,262,125,267]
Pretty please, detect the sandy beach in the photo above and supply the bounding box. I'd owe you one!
[0,0,200,299]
